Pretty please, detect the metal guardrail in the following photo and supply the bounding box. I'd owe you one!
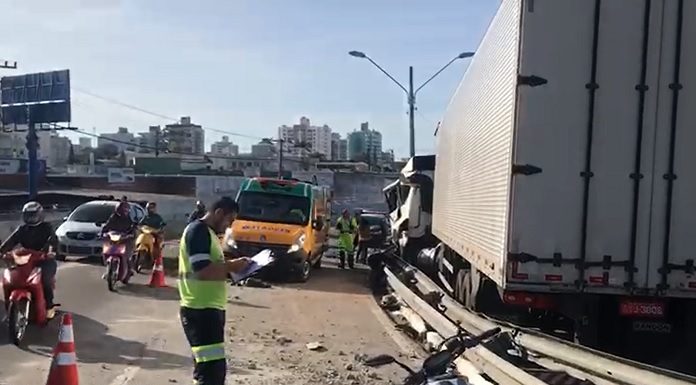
[385,262,696,385]
[385,268,546,385]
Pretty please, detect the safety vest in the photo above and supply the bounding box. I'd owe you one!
[337,217,356,234]
[178,225,227,310]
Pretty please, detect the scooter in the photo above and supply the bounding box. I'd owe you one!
[134,225,159,273]
[102,231,134,292]
[363,327,501,385]
[1,248,57,346]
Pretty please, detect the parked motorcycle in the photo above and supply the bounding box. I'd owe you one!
[363,327,501,385]
[1,248,57,346]
[102,231,134,292]
[134,225,159,273]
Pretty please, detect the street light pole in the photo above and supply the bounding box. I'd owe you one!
[349,51,474,158]
[408,66,415,158]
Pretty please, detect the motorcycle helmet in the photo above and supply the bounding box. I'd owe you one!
[115,201,129,216]
[22,201,44,226]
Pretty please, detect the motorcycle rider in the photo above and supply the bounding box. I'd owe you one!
[0,201,59,319]
[139,201,166,256]
[188,200,206,224]
[101,201,136,282]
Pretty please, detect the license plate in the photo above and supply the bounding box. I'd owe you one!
[632,320,672,334]
[619,301,665,318]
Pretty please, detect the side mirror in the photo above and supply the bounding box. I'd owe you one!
[363,354,395,368]
[62,216,68,221]
[312,218,324,231]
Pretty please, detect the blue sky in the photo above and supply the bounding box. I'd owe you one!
[1,0,499,158]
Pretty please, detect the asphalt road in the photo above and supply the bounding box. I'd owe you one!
[0,257,420,385]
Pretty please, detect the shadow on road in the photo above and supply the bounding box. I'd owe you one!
[227,298,270,310]
[118,283,180,301]
[276,257,372,296]
[3,312,190,369]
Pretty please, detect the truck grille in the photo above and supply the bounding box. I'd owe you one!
[236,241,290,257]
[66,232,97,240]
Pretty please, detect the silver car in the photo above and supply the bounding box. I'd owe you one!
[55,200,145,258]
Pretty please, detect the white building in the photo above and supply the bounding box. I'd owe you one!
[331,132,348,160]
[278,117,332,158]
[211,136,239,156]
[99,127,137,152]
[40,134,71,169]
[79,137,92,149]
[164,116,205,156]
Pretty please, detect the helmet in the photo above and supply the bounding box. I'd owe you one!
[146,201,156,210]
[115,202,129,216]
[22,201,44,226]
[342,208,349,216]
[196,200,205,209]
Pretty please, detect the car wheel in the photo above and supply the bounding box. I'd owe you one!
[294,260,311,283]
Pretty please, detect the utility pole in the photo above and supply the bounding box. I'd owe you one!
[26,109,38,199]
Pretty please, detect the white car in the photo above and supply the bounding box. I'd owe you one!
[55,200,145,259]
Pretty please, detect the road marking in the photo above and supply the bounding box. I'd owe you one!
[108,366,140,385]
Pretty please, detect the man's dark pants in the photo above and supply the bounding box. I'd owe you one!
[180,307,226,385]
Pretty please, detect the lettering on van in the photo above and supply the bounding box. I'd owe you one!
[241,225,292,233]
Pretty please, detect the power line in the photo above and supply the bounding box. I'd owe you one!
[73,128,288,162]
[71,87,264,140]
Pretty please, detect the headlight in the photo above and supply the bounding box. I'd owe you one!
[288,234,306,253]
[223,227,237,248]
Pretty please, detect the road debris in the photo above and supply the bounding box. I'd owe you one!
[306,341,325,351]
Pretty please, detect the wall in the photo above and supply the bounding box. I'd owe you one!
[331,172,396,216]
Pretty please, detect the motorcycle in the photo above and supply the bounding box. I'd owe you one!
[134,225,159,273]
[1,248,57,346]
[363,327,501,385]
[101,231,134,292]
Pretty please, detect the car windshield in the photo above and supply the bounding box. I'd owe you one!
[69,204,115,223]
[362,215,385,226]
[237,191,311,226]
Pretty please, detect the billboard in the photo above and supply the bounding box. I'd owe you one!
[108,168,135,184]
[0,70,71,124]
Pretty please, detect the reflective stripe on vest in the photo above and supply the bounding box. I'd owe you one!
[178,224,227,310]
[191,343,225,363]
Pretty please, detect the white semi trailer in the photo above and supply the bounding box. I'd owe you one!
[429,0,696,359]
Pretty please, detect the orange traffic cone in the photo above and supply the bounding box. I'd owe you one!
[46,313,79,385]
[149,252,166,288]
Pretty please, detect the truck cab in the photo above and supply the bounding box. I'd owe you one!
[383,155,436,261]
[223,177,329,282]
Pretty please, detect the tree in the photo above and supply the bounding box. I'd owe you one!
[94,143,120,159]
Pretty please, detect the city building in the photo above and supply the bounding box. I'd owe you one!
[98,127,137,152]
[164,116,205,155]
[211,136,239,156]
[0,129,28,158]
[251,140,276,158]
[330,132,348,161]
[38,133,71,169]
[348,122,382,167]
[79,137,92,149]
[278,117,332,158]
[136,126,162,153]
